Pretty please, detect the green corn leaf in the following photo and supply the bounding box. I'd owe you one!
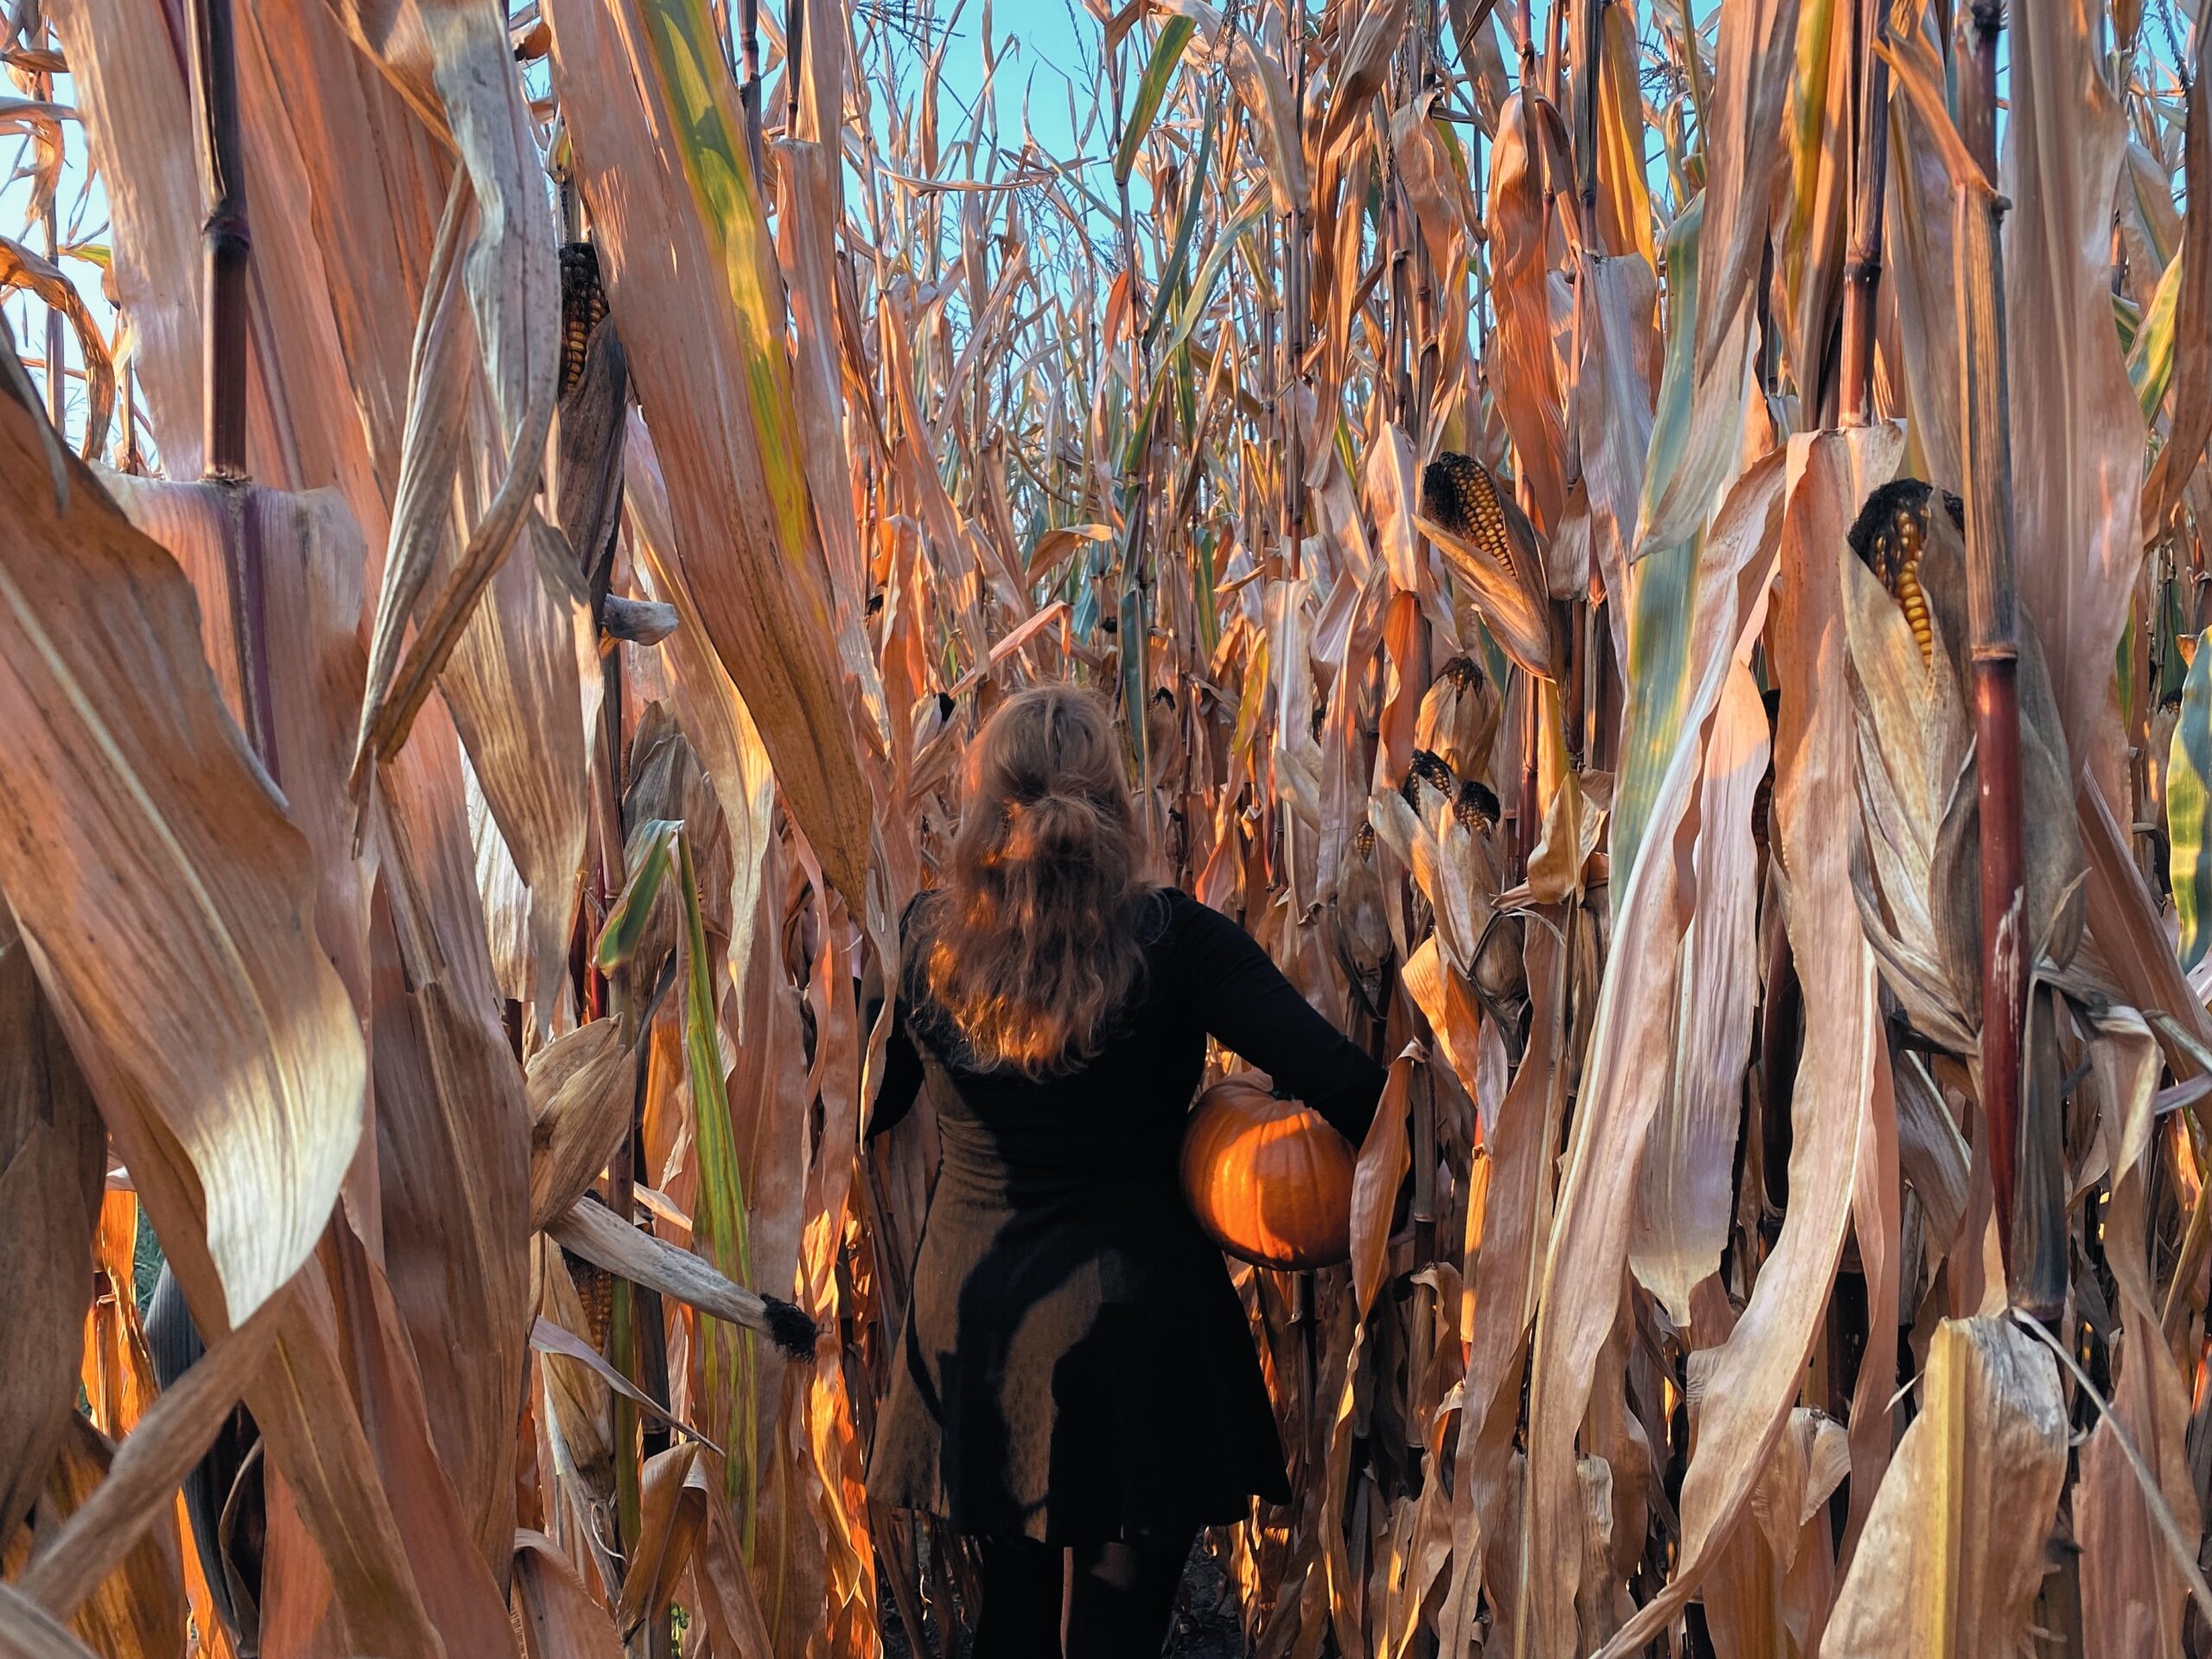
[594,817,683,973]
[2169,630,2212,972]
[677,828,759,1524]
[1115,16,1195,186]
[2127,251,2183,423]
[1119,585,1150,780]
[1144,93,1219,351]
[1614,202,1706,886]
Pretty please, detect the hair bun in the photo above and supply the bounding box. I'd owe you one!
[1007,790,1100,855]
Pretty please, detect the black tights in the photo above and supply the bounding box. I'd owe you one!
[970,1530,1192,1657]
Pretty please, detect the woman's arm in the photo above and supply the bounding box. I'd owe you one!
[866,892,932,1140]
[867,999,925,1140]
[1173,892,1388,1143]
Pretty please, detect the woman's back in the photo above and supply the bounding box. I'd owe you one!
[887,886,1378,1184]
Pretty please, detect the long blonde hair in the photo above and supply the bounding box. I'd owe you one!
[908,684,1154,1077]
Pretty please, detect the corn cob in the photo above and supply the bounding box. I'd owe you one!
[1417,655,1502,788]
[560,241,609,400]
[1456,779,1500,835]
[563,1248,614,1352]
[1403,747,1457,807]
[1353,818,1376,862]
[1845,479,1962,671]
[1421,452,1528,586]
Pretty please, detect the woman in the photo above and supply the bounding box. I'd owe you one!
[867,684,1386,1656]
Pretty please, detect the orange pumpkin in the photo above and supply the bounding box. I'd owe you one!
[1179,1073,1355,1270]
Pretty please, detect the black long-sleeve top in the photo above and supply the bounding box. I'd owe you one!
[864,886,1387,1542]
[868,886,1384,1147]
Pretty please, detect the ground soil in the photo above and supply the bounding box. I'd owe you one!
[880,1536,1248,1656]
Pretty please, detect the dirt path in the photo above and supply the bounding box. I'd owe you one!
[880,1537,1249,1656]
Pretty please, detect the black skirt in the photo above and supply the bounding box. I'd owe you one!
[863,888,1386,1545]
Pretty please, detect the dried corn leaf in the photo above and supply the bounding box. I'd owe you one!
[1823,1317,2066,1656]
[1882,16,1962,488]
[1523,436,1784,1654]
[614,1443,706,1638]
[1630,663,1765,1325]
[0,938,104,1543]
[12,1298,276,1631]
[1690,0,1800,385]
[3,1414,184,1659]
[625,427,785,1013]
[1484,92,1567,534]
[44,0,203,477]
[0,360,364,1332]
[0,1583,101,1659]
[547,0,872,912]
[1600,423,1900,1658]
[367,800,534,1574]
[330,0,562,762]
[2005,0,2150,789]
[2076,1005,2201,1657]
[527,1020,635,1232]
[1438,912,1567,1652]
[513,1530,625,1659]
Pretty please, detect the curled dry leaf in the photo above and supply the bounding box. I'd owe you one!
[615,1443,708,1638]
[514,1529,626,1659]
[527,1019,637,1232]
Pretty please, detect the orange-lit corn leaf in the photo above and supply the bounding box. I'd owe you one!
[2141,41,2209,537]
[2,1414,185,1658]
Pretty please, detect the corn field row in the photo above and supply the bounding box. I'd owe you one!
[0,0,2208,1654]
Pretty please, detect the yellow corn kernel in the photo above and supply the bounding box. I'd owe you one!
[1895,558,1933,668]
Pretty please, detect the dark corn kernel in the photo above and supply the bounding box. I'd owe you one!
[1422,452,1527,584]
[560,241,609,400]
